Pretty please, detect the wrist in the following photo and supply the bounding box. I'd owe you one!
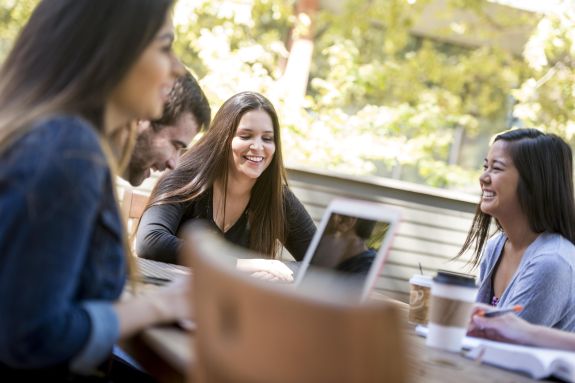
[521,322,541,346]
[147,292,173,323]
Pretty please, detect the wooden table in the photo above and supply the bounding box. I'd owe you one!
[124,300,551,383]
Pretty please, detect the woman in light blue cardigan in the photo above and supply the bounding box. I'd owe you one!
[457,128,575,332]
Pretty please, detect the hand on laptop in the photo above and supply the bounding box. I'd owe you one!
[152,274,193,322]
[236,259,294,283]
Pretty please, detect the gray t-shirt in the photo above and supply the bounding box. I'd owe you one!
[477,232,575,331]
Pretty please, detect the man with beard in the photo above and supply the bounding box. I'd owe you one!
[124,71,211,186]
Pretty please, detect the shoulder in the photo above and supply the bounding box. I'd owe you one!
[8,115,104,165]
[32,115,102,153]
[282,186,301,205]
[2,115,108,192]
[527,233,575,270]
[281,187,307,214]
[282,186,295,198]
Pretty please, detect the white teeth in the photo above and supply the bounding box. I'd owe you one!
[245,156,263,162]
[483,191,495,198]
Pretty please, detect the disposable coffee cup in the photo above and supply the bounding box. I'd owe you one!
[426,270,477,352]
[408,274,432,325]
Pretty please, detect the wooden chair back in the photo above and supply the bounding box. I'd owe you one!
[182,224,407,383]
[120,188,150,244]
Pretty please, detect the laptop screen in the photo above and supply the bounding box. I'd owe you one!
[309,213,390,273]
[296,203,399,301]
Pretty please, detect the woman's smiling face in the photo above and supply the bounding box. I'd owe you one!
[229,109,276,181]
[479,140,522,220]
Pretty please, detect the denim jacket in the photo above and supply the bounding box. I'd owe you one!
[0,116,125,375]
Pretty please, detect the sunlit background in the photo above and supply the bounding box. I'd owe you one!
[2,0,574,193]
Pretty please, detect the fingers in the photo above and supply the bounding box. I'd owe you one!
[250,271,281,282]
[237,258,294,282]
[268,260,294,281]
[471,302,493,316]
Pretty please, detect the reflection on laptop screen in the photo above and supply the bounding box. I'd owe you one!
[309,213,390,274]
[296,204,398,302]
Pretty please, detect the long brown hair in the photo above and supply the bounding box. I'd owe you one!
[147,91,288,258]
[0,0,174,277]
[456,128,575,268]
[0,0,173,152]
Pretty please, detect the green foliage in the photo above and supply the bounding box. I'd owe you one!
[306,0,533,189]
[513,13,575,142]
[0,0,38,62]
[1,0,574,193]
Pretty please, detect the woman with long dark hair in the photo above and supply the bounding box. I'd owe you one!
[457,128,575,331]
[137,91,316,279]
[0,0,190,380]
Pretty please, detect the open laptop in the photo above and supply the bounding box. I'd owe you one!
[293,198,401,302]
[137,198,401,303]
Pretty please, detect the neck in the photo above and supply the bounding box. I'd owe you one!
[500,216,539,250]
[104,101,130,137]
[218,172,256,199]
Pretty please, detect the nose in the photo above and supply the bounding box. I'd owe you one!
[479,170,490,185]
[166,156,177,170]
[171,54,186,78]
[250,139,263,150]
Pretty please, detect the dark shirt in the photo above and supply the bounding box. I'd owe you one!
[136,188,316,264]
[0,116,124,376]
[336,248,377,274]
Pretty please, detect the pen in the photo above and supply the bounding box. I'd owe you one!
[140,275,172,285]
[477,304,523,318]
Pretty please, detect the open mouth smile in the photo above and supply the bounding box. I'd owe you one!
[244,155,264,163]
[482,190,495,199]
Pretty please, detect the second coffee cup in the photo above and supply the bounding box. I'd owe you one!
[426,270,477,352]
[408,274,432,325]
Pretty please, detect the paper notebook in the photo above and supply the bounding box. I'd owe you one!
[466,339,575,382]
[415,325,575,382]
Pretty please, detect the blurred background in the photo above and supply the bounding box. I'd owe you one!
[2,0,574,194]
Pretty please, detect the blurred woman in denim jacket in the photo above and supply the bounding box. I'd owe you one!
[0,0,191,380]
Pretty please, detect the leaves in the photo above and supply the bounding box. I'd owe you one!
[2,0,574,192]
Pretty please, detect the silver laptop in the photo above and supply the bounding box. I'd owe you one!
[294,198,401,302]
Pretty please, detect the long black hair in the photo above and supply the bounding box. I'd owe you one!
[457,128,575,267]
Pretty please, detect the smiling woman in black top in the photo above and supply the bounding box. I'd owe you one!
[136,91,316,280]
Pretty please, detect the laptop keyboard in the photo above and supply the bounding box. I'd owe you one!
[137,258,190,285]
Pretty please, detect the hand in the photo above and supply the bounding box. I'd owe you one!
[151,274,193,322]
[236,258,294,283]
[467,303,533,345]
[467,303,493,335]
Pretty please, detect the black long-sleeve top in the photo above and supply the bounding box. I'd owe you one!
[136,188,316,264]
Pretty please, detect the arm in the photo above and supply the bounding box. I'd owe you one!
[115,276,191,338]
[283,188,316,261]
[0,118,116,371]
[136,202,186,264]
[471,313,575,351]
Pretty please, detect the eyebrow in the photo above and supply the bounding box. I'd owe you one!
[237,128,274,134]
[484,158,507,166]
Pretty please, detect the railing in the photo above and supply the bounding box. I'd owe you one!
[286,166,479,302]
[118,166,480,302]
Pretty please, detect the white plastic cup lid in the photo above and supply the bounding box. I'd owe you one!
[410,274,433,287]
